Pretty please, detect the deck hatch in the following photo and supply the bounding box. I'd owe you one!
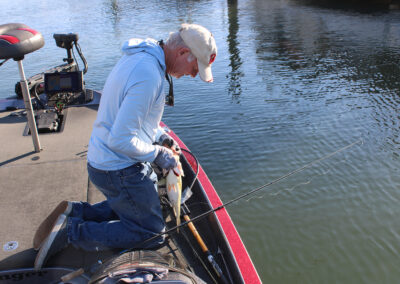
[23,108,68,136]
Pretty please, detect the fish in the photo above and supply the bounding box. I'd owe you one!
[166,154,184,228]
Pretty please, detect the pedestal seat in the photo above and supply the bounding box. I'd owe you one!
[0,23,44,60]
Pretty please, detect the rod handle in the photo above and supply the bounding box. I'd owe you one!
[183,214,208,253]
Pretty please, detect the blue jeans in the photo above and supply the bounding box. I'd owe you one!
[66,162,165,251]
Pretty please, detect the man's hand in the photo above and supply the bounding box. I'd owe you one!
[154,147,178,171]
[159,133,181,155]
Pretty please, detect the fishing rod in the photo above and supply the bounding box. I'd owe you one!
[165,148,230,283]
[181,206,230,284]
[62,139,362,283]
[140,138,363,245]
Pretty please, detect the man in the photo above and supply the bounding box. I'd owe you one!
[33,23,217,270]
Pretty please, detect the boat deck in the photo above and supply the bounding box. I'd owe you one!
[0,102,214,282]
[0,104,105,267]
[0,91,262,283]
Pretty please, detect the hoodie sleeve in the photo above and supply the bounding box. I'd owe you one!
[107,68,162,163]
[155,125,167,144]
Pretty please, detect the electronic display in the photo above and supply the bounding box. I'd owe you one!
[44,71,83,94]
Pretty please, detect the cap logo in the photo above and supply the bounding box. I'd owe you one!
[209,53,216,64]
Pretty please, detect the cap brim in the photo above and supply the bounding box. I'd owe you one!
[198,61,213,83]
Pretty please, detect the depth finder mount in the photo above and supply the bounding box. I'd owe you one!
[14,32,88,99]
[54,33,78,64]
[54,33,86,70]
[13,31,93,136]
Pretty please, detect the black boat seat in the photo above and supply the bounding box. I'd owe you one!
[0,23,44,60]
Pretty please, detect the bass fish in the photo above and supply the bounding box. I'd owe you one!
[166,154,184,228]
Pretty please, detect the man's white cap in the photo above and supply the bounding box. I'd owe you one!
[179,23,217,83]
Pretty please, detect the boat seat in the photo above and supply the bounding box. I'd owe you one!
[0,23,44,60]
[0,23,44,152]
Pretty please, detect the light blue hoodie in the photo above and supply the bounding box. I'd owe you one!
[87,38,166,170]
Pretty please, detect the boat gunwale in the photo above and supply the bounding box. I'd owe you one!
[161,122,261,284]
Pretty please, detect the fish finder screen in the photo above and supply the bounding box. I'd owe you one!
[44,71,83,94]
[59,77,72,89]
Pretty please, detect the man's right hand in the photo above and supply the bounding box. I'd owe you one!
[158,133,181,155]
[154,147,178,171]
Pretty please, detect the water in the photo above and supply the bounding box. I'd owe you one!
[1,0,400,282]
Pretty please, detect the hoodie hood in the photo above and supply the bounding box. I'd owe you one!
[122,38,166,72]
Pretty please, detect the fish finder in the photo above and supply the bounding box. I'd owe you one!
[44,71,84,94]
[15,32,88,99]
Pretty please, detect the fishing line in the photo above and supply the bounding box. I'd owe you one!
[179,227,219,284]
[181,148,199,191]
[245,142,360,201]
[138,138,363,246]
[251,167,332,200]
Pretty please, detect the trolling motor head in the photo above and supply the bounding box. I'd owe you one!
[53,33,80,65]
[53,33,79,50]
[53,33,87,74]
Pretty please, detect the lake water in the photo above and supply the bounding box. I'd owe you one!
[1,0,400,282]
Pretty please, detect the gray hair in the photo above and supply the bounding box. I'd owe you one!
[166,31,196,62]
[165,31,187,49]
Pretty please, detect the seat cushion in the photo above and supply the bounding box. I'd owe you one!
[0,23,44,60]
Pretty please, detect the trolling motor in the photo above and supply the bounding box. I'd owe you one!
[54,33,79,64]
[9,31,93,137]
[0,23,94,151]
[14,32,90,105]
[17,32,93,135]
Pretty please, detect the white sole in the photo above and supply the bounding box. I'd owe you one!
[33,201,71,251]
[34,214,67,270]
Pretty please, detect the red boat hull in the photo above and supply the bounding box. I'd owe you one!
[161,122,261,284]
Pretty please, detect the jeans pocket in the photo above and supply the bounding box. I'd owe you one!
[87,163,118,198]
[119,174,159,217]
[118,163,142,180]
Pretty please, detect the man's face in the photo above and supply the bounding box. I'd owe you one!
[170,48,199,79]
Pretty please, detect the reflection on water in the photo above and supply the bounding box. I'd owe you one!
[1,0,400,283]
[250,0,400,158]
[240,1,400,282]
[108,0,121,27]
[227,0,244,99]
[294,0,400,12]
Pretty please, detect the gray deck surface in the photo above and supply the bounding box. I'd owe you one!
[0,104,196,280]
[0,105,106,269]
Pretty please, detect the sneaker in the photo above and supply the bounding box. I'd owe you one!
[33,201,72,250]
[34,214,69,270]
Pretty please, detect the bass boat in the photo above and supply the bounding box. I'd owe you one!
[0,23,261,283]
